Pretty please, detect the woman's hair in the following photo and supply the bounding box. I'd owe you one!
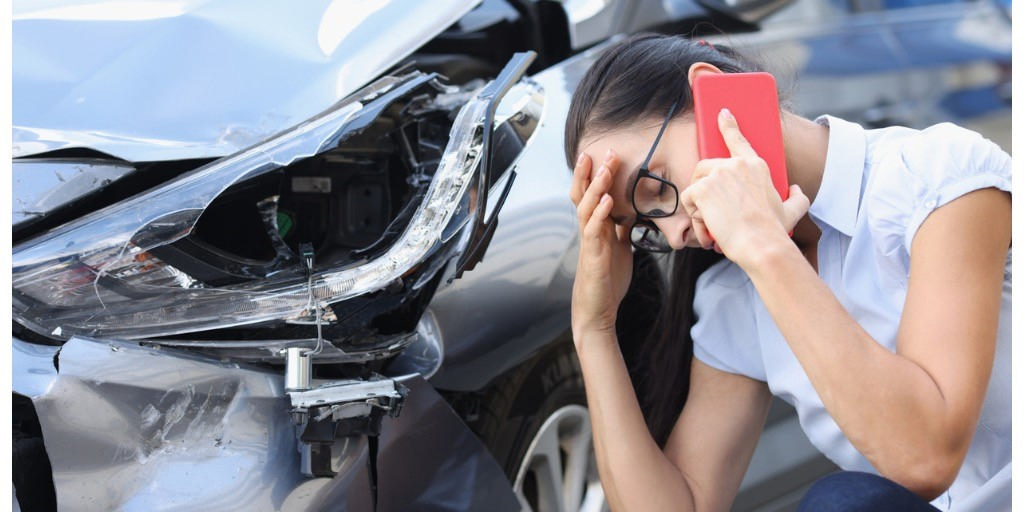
[564,33,761,446]
[564,32,761,168]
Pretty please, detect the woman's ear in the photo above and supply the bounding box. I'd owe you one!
[687,62,724,89]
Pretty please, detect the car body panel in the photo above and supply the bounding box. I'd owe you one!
[13,336,517,511]
[13,0,479,161]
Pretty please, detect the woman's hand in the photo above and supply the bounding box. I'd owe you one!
[569,150,633,340]
[680,109,810,267]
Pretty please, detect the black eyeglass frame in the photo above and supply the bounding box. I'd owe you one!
[629,99,682,252]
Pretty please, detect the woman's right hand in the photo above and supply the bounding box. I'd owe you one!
[569,150,634,341]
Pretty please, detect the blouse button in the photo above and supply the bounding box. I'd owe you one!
[925,198,938,209]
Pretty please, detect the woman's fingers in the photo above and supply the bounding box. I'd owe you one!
[717,108,757,159]
[576,162,609,228]
[690,212,713,249]
[782,184,810,231]
[575,150,619,229]
[569,152,593,206]
[679,185,711,249]
[583,193,614,240]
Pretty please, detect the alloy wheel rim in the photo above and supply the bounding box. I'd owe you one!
[512,404,606,512]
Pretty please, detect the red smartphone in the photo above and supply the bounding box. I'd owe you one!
[693,72,789,201]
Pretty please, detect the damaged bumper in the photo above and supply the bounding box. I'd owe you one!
[13,336,519,511]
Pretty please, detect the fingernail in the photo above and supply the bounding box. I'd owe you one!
[597,165,608,177]
[576,153,586,166]
[600,193,610,204]
[605,148,614,161]
[720,108,732,121]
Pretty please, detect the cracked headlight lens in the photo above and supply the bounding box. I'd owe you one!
[12,68,540,342]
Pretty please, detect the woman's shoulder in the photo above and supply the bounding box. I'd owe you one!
[866,122,1010,182]
[861,122,1011,274]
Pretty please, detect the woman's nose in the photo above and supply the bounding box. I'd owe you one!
[653,214,690,251]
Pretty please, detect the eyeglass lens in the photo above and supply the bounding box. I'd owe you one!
[632,175,678,217]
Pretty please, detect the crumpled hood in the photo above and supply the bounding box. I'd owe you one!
[13,0,478,161]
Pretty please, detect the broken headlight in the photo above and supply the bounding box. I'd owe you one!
[12,55,543,361]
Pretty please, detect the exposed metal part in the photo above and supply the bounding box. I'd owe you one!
[289,379,407,411]
[284,347,312,392]
[281,238,415,477]
[288,377,408,477]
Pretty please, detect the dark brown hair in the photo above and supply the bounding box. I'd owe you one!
[564,33,761,446]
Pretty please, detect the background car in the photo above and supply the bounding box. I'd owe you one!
[12,0,1009,511]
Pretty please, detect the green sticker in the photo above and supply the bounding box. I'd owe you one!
[277,212,294,238]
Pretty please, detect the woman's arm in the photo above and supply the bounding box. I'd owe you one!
[576,330,772,511]
[682,110,1011,499]
[571,151,771,511]
[743,187,1009,499]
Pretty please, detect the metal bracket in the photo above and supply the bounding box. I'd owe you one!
[289,378,406,411]
[288,376,408,477]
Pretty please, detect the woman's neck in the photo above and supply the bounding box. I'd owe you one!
[781,111,830,249]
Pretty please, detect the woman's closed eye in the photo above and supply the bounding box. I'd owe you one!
[635,170,672,215]
[637,172,665,196]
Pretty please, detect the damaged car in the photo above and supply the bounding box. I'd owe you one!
[13,0,1010,511]
[12,0,703,510]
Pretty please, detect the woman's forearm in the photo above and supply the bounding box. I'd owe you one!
[742,241,981,498]
[573,330,696,511]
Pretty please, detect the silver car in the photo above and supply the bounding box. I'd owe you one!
[12,0,1009,511]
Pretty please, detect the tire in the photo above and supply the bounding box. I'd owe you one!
[473,341,607,512]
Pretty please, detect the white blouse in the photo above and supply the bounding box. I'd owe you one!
[691,116,1011,511]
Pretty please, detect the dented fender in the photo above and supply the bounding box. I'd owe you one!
[13,336,517,511]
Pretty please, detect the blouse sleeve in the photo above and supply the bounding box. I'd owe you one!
[866,123,1011,282]
[691,259,766,381]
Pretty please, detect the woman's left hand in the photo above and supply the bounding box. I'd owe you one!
[680,108,810,267]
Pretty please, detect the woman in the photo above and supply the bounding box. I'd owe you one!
[565,33,1010,511]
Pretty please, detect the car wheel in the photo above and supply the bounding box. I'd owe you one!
[473,342,607,512]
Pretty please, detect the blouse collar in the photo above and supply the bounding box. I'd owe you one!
[808,115,867,237]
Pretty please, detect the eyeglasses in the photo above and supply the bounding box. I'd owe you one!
[629,100,680,253]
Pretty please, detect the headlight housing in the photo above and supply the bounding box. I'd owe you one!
[13,54,544,362]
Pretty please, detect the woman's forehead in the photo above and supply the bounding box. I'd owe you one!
[579,131,656,175]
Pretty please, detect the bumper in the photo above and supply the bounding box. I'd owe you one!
[13,337,517,511]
